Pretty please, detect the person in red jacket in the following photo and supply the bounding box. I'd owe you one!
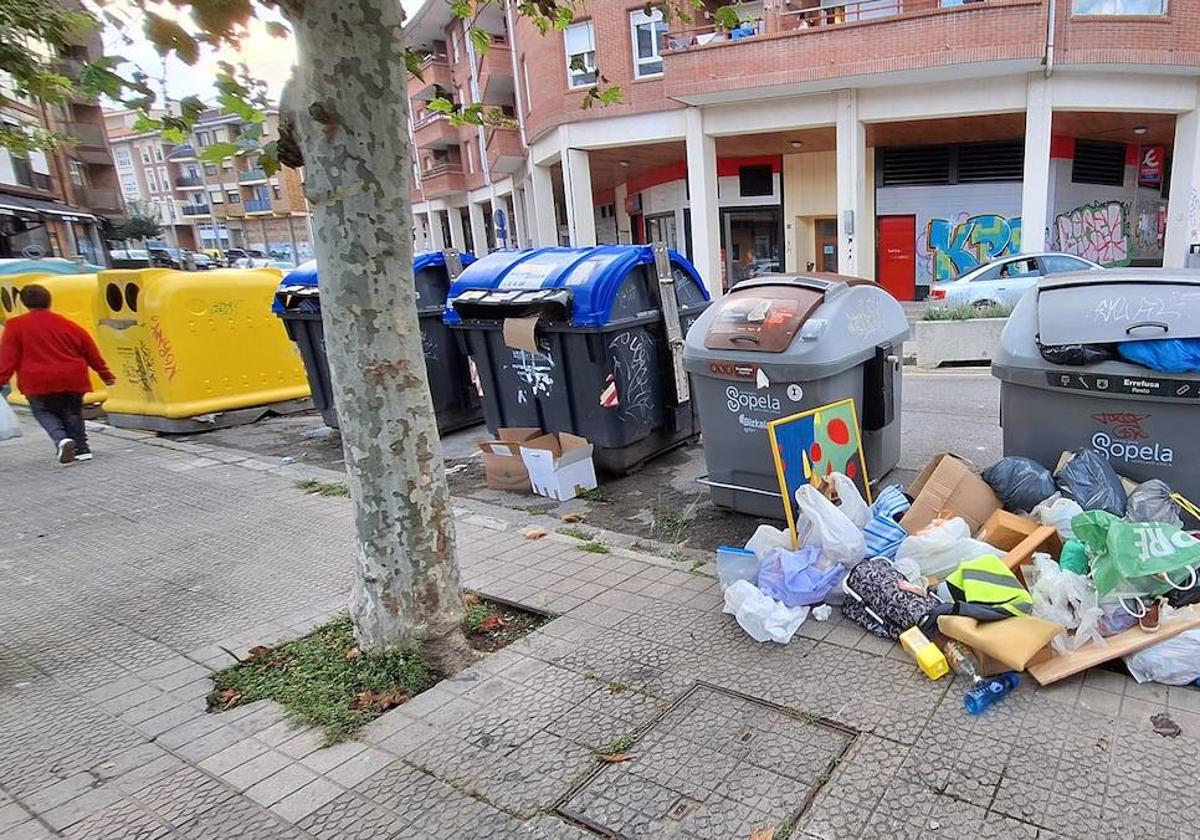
[0,284,116,464]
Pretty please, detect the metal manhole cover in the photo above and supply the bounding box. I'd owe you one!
[558,684,855,838]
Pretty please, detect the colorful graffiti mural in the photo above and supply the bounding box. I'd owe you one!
[1055,201,1131,267]
[921,214,1022,282]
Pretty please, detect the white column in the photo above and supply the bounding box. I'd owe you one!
[685,107,721,297]
[562,147,596,247]
[1020,75,1053,254]
[447,206,466,252]
[1165,104,1200,268]
[468,201,490,255]
[506,192,522,249]
[614,183,631,244]
[427,210,446,251]
[529,164,558,246]
[835,89,867,278]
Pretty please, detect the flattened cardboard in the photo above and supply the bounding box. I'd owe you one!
[520,432,598,501]
[975,510,1062,584]
[478,427,542,493]
[901,453,1001,535]
[503,316,541,353]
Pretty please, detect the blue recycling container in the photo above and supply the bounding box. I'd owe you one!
[444,245,711,473]
[273,251,479,431]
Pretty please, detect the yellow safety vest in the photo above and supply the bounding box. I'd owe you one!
[947,554,1033,618]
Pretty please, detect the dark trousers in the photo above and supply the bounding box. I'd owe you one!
[27,393,89,454]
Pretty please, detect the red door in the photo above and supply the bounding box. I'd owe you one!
[876,215,917,301]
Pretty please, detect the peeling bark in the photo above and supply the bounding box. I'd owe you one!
[282,0,475,674]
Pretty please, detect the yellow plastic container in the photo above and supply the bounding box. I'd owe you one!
[0,271,107,406]
[900,627,949,681]
[93,268,311,429]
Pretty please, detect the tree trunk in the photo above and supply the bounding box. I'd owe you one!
[282,0,475,674]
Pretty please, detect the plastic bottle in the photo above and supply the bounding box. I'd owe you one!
[941,640,980,681]
[899,627,949,680]
[964,672,1020,715]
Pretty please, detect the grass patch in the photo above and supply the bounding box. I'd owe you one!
[295,479,350,498]
[579,540,611,554]
[558,525,595,541]
[577,487,612,503]
[595,735,637,756]
[463,603,490,633]
[649,494,700,546]
[920,303,1013,321]
[208,615,434,743]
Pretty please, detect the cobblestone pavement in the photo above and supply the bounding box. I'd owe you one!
[4,418,1200,839]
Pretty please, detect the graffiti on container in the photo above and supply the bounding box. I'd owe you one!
[921,214,1022,283]
[118,343,157,393]
[148,316,178,381]
[1093,294,1182,326]
[421,331,439,363]
[846,297,880,339]
[210,301,235,316]
[608,332,652,421]
[1055,201,1130,267]
[511,348,554,397]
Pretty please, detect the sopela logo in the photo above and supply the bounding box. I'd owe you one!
[1091,413,1173,465]
[725,385,780,415]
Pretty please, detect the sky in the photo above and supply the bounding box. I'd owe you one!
[97,0,429,106]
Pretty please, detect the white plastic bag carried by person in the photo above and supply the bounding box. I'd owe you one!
[1125,628,1200,685]
[1030,493,1084,540]
[893,517,996,579]
[0,397,22,442]
[721,580,810,644]
[828,472,870,529]
[794,483,867,569]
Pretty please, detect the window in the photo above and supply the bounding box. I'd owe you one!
[521,57,532,115]
[158,166,168,189]
[209,189,224,204]
[68,159,87,187]
[139,144,152,164]
[272,183,281,199]
[879,142,1024,186]
[1072,140,1126,186]
[739,165,774,197]
[115,147,133,168]
[1072,0,1165,13]
[196,130,211,148]
[466,142,474,174]
[1042,255,1094,274]
[226,190,240,203]
[121,173,139,195]
[630,10,667,77]
[204,164,218,176]
[154,145,164,162]
[451,28,461,62]
[564,21,597,88]
[146,168,158,193]
[999,258,1040,278]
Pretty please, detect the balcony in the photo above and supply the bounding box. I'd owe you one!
[78,187,123,212]
[661,0,1044,104]
[409,56,452,101]
[419,162,466,198]
[479,42,515,106]
[65,121,107,147]
[175,174,204,188]
[485,125,524,175]
[181,204,210,216]
[412,113,459,149]
[239,167,267,184]
[169,144,197,161]
[245,199,272,214]
[214,202,245,218]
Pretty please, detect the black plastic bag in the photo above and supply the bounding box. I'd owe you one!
[1054,448,1127,516]
[1125,479,1183,528]
[1038,342,1117,366]
[982,456,1057,513]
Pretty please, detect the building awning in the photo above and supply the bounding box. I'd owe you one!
[0,193,95,222]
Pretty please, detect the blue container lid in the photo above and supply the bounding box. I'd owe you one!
[272,251,475,313]
[443,245,707,328]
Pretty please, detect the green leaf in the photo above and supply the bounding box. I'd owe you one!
[200,141,241,163]
[78,60,127,100]
[132,113,165,133]
[713,5,743,30]
[162,127,188,144]
[427,97,454,114]
[179,96,207,125]
[450,1,471,18]
[469,27,491,55]
[145,12,199,65]
[404,49,425,82]
[259,141,281,176]
[219,91,264,123]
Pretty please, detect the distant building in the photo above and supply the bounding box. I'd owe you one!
[0,0,119,264]
[104,108,193,250]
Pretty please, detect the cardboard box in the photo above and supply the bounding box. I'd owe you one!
[519,433,598,501]
[975,509,1062,584]
[900,453,1002,534]
[478,427,542,493]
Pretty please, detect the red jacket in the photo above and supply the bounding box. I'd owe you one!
[0,309,114,396]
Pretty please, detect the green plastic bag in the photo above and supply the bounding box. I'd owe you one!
[1073,510,1200,597]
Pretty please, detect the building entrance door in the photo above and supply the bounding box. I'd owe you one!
[876,215,917,300]
[814,218,838,272]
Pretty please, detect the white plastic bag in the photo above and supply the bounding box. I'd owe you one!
[828,472,870,529]
[745,524,792,561]
[721,580,809,644]
[794,484,867,569]
[1028,552,1104,653]
[0,397,21,442]
[894,517,996,579]
[1031,493,1084,540]
[1125,629,1200,685]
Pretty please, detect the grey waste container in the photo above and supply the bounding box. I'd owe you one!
[273,250,481,431]
[445,243,710,473]
[683,274,909,519]
[993,269,1200,500]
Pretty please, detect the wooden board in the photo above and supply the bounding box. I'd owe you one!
[1027,607,1200,686]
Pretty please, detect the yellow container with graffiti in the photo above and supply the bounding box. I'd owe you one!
[94,268,312,431]
[1,271,108,406]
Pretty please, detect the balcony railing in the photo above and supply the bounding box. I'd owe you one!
[419,162,466,196]
[169,144,197,161]
[175,174,204,188]
[239,167,267,182]
[181,203,210,216]
[79,187,122,211]
[64,121,107,147]
[245,199,272,213]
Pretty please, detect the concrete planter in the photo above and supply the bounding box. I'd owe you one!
[915,317,1007,368]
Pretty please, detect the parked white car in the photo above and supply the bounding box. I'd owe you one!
[928,252,1103,309]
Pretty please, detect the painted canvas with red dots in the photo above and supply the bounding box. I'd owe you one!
[767,399,871,541]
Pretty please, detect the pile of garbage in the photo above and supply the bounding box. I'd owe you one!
[718,450,1200,713]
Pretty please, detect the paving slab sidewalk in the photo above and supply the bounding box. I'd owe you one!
[1,419,1199,839]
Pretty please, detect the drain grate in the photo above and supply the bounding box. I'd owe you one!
[558,684,856,838]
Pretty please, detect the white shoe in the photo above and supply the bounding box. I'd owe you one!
[57,438,76,464]
[75,452,93,462]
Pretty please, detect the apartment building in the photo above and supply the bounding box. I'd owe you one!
[408,0,1200,299]
[104,108,314,263]
[0,2,120,265]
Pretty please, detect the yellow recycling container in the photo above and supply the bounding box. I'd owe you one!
[0,270,107,407]
[94,268,312,431]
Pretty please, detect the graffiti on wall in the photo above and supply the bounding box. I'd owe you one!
[1132,201,1167,260]
[1054,201,1131,267]
[920,214,1022,283]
